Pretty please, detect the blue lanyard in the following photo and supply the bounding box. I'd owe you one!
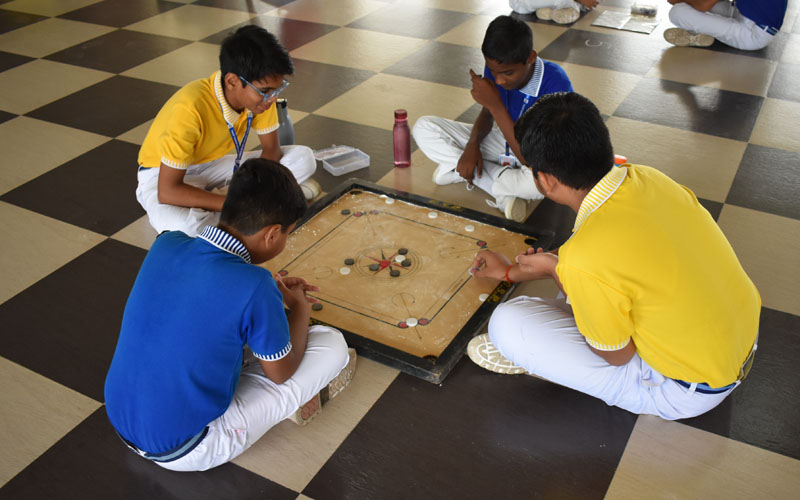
[221,104,253,173]
[504,93,532,156]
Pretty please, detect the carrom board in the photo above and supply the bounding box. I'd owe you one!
[266,180,555,383]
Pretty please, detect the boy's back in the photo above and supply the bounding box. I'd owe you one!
[104,229,290,455]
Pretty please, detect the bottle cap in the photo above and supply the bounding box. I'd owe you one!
[394,109,408,119]
[277,98,287,108]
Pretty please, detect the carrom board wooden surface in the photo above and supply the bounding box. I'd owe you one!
[265,181,554,383]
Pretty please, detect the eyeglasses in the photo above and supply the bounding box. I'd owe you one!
[239,76,290,103]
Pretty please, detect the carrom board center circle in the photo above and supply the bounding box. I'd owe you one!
[355,246,420,279]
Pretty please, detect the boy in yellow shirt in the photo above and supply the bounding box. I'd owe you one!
[469,92,760,419]
[136,26,319,237]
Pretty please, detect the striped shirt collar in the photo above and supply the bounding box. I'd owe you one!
[213,70,248,126]
[519,57,545,97]
[572,166,628,232]
[198,226,251,264]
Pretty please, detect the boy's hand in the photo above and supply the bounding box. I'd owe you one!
[457,143,483,183]
[469,69,501,110]
[275,276,319,310]
[515,250,558,280]
[470,250,512,280]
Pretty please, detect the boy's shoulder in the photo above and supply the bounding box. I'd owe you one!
[540,59,573,90]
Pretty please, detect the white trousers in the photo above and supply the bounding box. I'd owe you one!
[488,296,736,420]
[509,0,581,15]
[157,325,350,472]
[136,145,316,237]
[412,116,543,202]
[669,1,774,51]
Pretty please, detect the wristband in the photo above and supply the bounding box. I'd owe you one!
[503,264,515,284]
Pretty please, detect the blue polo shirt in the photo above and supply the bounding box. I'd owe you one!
[483,57,573,125]
[104,226,291,454]
[737,0,787,31]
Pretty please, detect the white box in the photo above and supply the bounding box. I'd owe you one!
[321,148,370,176]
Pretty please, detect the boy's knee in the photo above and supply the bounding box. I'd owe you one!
[487,301,523,351]
[308,326,348,363]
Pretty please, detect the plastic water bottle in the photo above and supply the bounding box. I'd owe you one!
[276,98,295,146]
[393,109,411,167]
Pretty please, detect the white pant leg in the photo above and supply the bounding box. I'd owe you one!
[279,144,316,185]
[509,0,580,14]
[136,146,316,236]
[668,2,774,50]
[157,326,349,472]
[411,116,538,200]
[488,296,734,420]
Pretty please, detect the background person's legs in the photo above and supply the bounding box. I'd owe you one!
[157,326,350,472]
[509,0,581,15]
[668,2,773,50]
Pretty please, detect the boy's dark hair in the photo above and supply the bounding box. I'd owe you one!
[514,92,614,190]
[219,25,293,82]
[481,15,533,64]
[220,158,306,235]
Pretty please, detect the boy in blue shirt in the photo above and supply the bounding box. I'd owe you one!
[413,15,573,222]
[105,158,355,472]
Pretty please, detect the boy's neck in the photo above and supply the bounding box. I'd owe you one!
[222,85,245,114]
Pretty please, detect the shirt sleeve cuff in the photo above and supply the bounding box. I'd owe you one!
[254,123,279,135]
[253,342,292,361]
[585,336,631,352]
[160,157,189,169]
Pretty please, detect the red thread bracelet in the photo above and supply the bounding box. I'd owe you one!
[504,264,515,284]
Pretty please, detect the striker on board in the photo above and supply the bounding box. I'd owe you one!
[266,180,555,383]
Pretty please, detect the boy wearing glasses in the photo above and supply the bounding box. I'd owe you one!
[136,25,319,237]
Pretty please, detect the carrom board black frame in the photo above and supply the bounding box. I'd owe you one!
[287,179,555,384]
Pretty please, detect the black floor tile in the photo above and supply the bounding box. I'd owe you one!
[45,29,191,74]
[202,15,338,50]
[679,307,800,460]
[25,76,179,137]
[304,358,637,500]
[347,3,472,39]
[0,8,45,34]
[0,240,146,402]
[0,409,298,500]
[294,115,397,194]
[0,109,14,124]
[525,197,576,248]
[726,144,800,221]
[613,77,764,141]
[384,41,484,89]
[697,197,723,221]
[767,62,800,103]
[0,50,32,72]
[539,29,664,75]
[1,140,145,235]
[58,0,184,28]
[282,59,375,113]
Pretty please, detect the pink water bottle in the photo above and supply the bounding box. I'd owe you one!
[393,109,411,167]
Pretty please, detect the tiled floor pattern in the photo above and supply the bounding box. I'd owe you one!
[1,0,799,498]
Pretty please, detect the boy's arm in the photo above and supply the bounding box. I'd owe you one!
[157,163,226,211]
[457,107,494,182]
[469,70,525,164]
[258,277,314,384]
[258,130,283,163]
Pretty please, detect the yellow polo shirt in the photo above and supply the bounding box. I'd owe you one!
[138,71,279,169]
[556,165,760,388]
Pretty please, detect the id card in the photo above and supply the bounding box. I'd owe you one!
[498,153,517,168]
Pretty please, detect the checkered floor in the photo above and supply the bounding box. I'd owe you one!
[2,0,799,498]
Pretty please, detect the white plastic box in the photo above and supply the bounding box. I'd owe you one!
[316,147,370,176]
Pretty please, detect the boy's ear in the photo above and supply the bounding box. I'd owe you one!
[262,223,283,247]
[536,171,558,196]
[223,72,241,90]
[526,50,538,65]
